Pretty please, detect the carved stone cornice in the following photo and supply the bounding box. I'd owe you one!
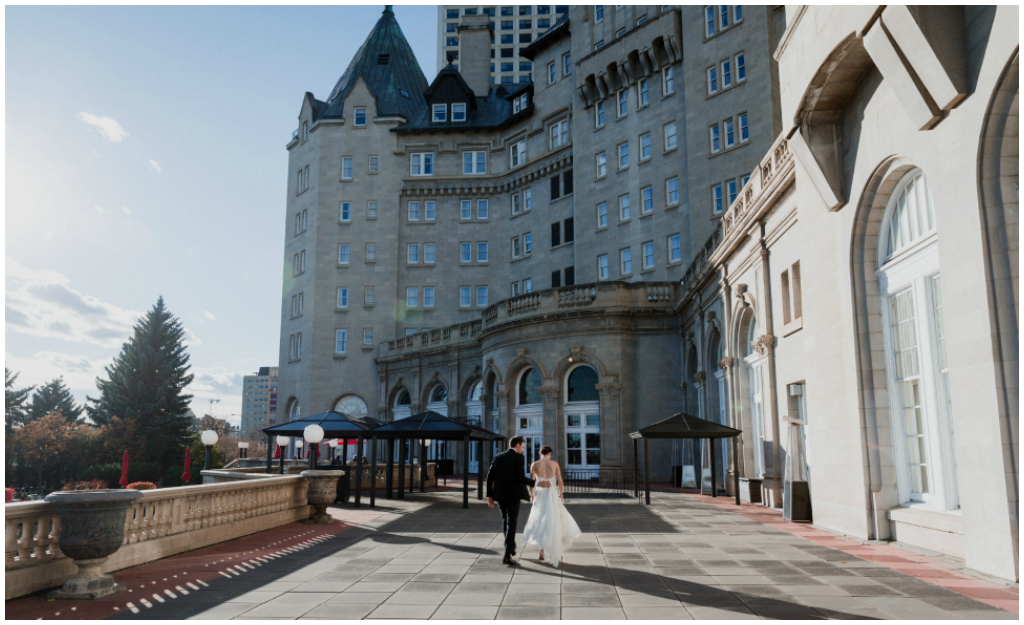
[446,400,460,409]
[516,348,528,358]
[750,334,775,357]
[569,345,583,361]
[539,386,559,400]
[717,356,735,372]
[495,390,507,402]
[409,402,423,414]
[595,383,622,397]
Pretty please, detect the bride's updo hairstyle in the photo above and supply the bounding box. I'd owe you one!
[540,445,553,456]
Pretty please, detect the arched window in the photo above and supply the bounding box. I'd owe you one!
[287,398,301,421]
[742,313,765,477]
[469,381,483,402]
[882,170,936,262]
[566,366,599,402]
[334,395,367,417]
[429,384,448,404]
[395,389,411,406]
[878,170,956,509]
[518,367,542,405]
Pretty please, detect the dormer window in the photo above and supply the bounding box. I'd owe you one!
[452,103,467,122]
[378,54,390,65]
[432,104,447,122]
[354,108,366,127]
[512,93,528,114]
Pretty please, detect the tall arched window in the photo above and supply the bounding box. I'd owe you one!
[288,398,301,421]
[564,365,600,471]
[518,367,542,406]
[393,388,412,422]
[742,313,766,478]
[429,384,448,404]
[708,329,727,493]
[334,395,367,418]
[878,170,956,509]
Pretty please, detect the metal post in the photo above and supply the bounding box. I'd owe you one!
[462,437,470,509]
[204,445,212,471]
[633,437,639,497]
[476,440,484,500]
[369,437,377,508]
[397,438,406,500]
[308,442,316,470]
[386,438,395,499]
[342,438,348,465]
[279,440,286,475]
[354,436,364,507]
[420,439,426,493]
[710,437,717,498]
[265,434,273,474]
[733,437,741,506]
[643,438,651,505]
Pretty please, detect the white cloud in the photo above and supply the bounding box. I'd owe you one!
[45,231,54,239]
[4,350,114,409]
[203,311,216,321]
[149,159,162,173]
[5,257,142,348]
[76,112,128,143]
[94,205,109,215]
[121,206,131,215]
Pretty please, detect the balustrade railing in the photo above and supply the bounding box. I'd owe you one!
[563,469,644,501]
[383,319,481,354]
[557,286,597,307]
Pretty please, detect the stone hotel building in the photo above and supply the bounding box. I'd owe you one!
[275,6,1018,582]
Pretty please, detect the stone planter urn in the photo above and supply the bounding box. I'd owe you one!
[301,470,346,524]
[44,489,143,600]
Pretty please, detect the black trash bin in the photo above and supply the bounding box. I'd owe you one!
[436,459,455,485]
[335,471,350,503]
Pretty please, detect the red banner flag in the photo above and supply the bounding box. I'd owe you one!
[181,447,192,483]
[119,450,130,487]
[273,444,281,459]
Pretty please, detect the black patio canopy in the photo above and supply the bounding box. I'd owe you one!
[629,412,742,506]
[370,411,505,509]
[262,410,381,492]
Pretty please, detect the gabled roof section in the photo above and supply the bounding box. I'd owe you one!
[322,7,428,121]
[424,64,478,108]
[521,14,570,60]
[395,83,534,134]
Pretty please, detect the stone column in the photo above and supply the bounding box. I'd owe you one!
[758,235,783,508]
[596,382,623,468]
[495,390,508,436]
[718,356,737,494]
[539,386,560,458]
[446,399,460,420]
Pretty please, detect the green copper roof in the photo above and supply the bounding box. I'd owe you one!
[323,7,428,121]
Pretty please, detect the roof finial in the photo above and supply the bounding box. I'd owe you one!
[384,5,393,14]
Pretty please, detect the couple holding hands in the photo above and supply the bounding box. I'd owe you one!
[485,436,581,567]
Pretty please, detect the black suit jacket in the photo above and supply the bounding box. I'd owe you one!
[486,448,536,502]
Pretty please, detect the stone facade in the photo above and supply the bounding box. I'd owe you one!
[275,5,1019,582]
[239,366,278,438]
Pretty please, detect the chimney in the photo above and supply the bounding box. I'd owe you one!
[457,14,494,98]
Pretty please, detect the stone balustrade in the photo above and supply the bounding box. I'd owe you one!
[381,319,482,355]
[5,476,310,600]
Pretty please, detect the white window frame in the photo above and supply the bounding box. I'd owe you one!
[452,102,467,122]
[511,192,522,215]
[710,124,721,154]
[477,199,489,220]
[338,244,350,265]
[524,232,532,255]
[547,62,556,84]
[640,132,652,161]
[704,5,716,37]
[367,200,377,218]
[335,329,347,355]
[407,243,419,264]
[459,286,472,307]
[524,188,532,212]
[406,287,419,308]
[408,201,421,221]
[364,286,375,305]
[342,156,353,180]
[617,142,629,169]
[598,254,609,280]
[736,52,746,82]
[664,122,677,151]
[512,236,522,259]
[617,89,628,117]
[477,241,489,263]
[340,201,352,223]
[461,200,473,220]
[354,107,367,127]
[549,119,569,149]
[725,118,735,148]
[424,243,435,264]
[425,200,436,221]
[410,153,434,176]
[596,152,607,178]
[562,52,571,76]
[641,186,653,214]
[368,155,379,172]
[423,287,435,308]
[642,241,655,270]
[637,78,650,108]
[432,103,447,122]
[510,139,527,168]
[739,113,749,143]
[711,184,724,215]
[460,243,472,264]
[363,328,374,345]
[618,193,631,221]
[595,100,606,128]
[722,58,732,88]
[365,242,376,262]
[337,287,349,309]
[597,202,608,229]
[476,286,489,307]
[463,150,487,175]
[668,234,681,264]
[662,65,675,95]
[620,248,632,275]
[707,66,718,95]
[666,177,680,207]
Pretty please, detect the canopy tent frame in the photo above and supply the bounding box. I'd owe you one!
[629,412,743,506]
[370,411,505,509]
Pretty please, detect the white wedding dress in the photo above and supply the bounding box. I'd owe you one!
[521,464,582,567]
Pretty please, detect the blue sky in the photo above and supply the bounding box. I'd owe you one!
[5,5,438,425]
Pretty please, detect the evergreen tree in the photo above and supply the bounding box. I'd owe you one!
[29,377,83,423]
[5,368,34,433]
[87,297,195,470]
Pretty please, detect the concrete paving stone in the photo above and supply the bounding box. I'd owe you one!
[367,604,438,619]
[507,582,561,594]
[430,604,500,619]
[562,581,618,595]
[920,595,1011,611]
[361,572,417,583]
[495,606,561,619]
[852,567,914,578]
[420,564,471,574]
[327,592,393,605]
[443,592,506,606]
[945,610,1019,620]
[561,607,628,619]
[777,584,853,596]
[723,585,793,598]
[618,593,684,607]
[238,593,335,618]
[301,603,378,619]
[834,583,907,597]
[765,575,826,585]
[452,581,512,594]
[185,602,263,619]
[748,606,829,619]
[292,579,354,593]
[459,572,514,583]
[375,564,426,574]
[561,593,622,607]
[684,605,760,619]
[710,575,770,585]
[384,591,450,605]
[502,592,561,606]
[621,606,695,620]
[345,580,406,593]
[413,572,466,582]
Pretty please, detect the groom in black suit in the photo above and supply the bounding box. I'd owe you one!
[486,436,536,566]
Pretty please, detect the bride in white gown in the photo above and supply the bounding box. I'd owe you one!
[521,446,582,567]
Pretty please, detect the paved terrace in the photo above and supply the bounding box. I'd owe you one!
[7,491,1017,620]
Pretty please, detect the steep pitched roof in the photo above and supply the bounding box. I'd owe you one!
[322,7,428,121]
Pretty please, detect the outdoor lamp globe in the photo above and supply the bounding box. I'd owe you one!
[303,424,325,444]
[328,439,339,448]
[201,430,219,446]
[238,442,249,449]
[424,439,432,446]
[295,440,303,448]
[276,435,289,447]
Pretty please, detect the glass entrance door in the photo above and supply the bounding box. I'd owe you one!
[565,411,600,474]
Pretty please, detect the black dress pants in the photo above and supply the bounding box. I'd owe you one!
[497,498,521,558]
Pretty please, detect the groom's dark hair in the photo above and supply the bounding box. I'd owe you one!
[509,436,525,448]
